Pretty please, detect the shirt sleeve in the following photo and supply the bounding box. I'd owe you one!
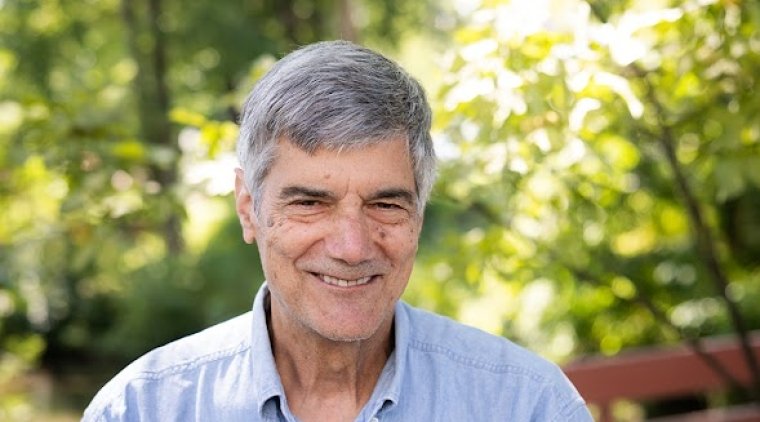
[557,400,594,422]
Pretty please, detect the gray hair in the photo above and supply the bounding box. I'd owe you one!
[236,40,436,215]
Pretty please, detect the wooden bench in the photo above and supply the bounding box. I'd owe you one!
[562,332,760,421]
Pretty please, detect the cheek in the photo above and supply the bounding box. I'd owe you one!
[260,230,301,285]
[382,226,419,263]
[263,222,320,261]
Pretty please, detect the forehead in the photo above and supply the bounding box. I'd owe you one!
[264,137,416,195]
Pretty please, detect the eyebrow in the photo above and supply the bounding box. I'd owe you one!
[279,186,334,200]
[278,185,416,205]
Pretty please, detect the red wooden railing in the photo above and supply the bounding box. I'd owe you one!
[563,332,760,421]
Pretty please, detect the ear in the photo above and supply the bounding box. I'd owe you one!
[234,168,257,244]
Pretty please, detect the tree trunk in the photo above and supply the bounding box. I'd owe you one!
[338,0,358,42]
[121,0,183,254]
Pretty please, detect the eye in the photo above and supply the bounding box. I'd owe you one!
[284,198,328,218]
[367,201,411,224]
[291,199,322,207]
[372,202,402,210]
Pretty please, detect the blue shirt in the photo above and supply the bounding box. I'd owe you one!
[83,284,592,421]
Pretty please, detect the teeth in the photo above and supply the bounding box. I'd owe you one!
[321,274,372,287]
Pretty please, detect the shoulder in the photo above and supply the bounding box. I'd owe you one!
[83,312,253,421]
[121,311,253,375]
[398,303,590,420]
[402,303,558,377]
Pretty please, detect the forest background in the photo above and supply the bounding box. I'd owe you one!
[1,0,760,420]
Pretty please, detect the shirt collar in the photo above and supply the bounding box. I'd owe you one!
[247,283,412,417]
[249,283,286,417]
[361,300,411,416]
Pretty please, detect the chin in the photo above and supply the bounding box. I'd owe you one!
[317,327,374,343]
[323,333,373,343]
[314,320,383,343]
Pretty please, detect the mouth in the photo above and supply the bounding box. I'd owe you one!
[313,273,375,288]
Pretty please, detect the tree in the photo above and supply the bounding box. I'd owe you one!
[408,0,760,412]
[0,0,439,416]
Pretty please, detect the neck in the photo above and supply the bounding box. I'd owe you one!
[266,297,394,421]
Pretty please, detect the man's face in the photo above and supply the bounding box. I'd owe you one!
[235,137,422,342]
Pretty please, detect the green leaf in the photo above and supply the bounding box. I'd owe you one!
[714,159,746,202]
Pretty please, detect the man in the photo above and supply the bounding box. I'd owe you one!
[84,40,592,421]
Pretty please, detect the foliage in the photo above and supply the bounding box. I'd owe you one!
[0,0,438,417]
[2,0,760,417]
[409,0,760,369]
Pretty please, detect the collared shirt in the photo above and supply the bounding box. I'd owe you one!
[83,283,592,421]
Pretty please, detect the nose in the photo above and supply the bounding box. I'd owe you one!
[324,210,373,265]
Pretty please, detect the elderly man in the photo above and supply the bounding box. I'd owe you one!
[84,40,591,421]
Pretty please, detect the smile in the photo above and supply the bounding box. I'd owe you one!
[318,274,373,287]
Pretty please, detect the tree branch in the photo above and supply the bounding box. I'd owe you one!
[631,64,760,402]
[560,259,749,397]
[582,0,760,401]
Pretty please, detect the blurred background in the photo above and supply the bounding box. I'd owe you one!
[1,0,760,420]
